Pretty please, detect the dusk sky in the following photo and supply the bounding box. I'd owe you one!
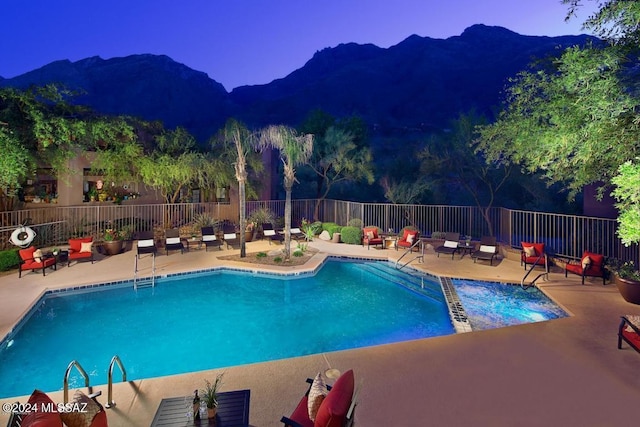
[1,0,598,91]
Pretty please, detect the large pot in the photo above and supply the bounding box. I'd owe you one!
[614,274,640,305]
[102,240,125,256]
[244,231,253,242]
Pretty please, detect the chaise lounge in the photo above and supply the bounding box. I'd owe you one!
[471,236,498,266]
[435,232,460,259]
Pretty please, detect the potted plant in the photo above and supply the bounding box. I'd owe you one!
[244,221,255,242]
[608,259,640,305]
[102,226,127,255]
[201,373,224,419]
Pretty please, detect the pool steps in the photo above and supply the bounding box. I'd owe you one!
[354,262,444,303]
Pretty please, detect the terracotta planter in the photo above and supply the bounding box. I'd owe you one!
[244,231,253,242]
[207,407,217,419]
[614,275,640,305]
[102,240,124,256]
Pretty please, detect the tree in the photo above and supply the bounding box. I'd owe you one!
[300,111,374,220]
[258,125,313,260]
[477,1,640,243]
[213,119,263,257]
[421,112,511,236]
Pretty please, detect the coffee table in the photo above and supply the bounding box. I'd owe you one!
[151,389,250,427]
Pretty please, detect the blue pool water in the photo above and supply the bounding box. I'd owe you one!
[0,260,567,399]
[0,260,453,398]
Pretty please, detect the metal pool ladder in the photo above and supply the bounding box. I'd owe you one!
[134,253,156,289]
[521,252,549,290]
[395,238,425,270]
[105,355,127,408]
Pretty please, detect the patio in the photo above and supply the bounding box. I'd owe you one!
[0,238,639,427]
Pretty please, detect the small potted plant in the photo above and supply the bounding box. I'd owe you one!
[201,372,224,419]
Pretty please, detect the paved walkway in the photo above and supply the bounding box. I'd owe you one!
[1,239,639,426]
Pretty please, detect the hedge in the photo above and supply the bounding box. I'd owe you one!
[0,249,20,271]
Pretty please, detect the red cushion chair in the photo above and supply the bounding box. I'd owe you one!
[618,316,640,353]
[362,227,383,250]
[396,229,419,251]
[68,237,94,266]
[565,251,606,285]
[520,242,548,271]
[281,370,356,427]
[18,246,57,278]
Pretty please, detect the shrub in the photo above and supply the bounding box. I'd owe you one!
[256,252,267,258]
[309,221,323,235]
[0,249,20,271]
[326,224,343,239]
[293,250,304,257]
[347,218,363,228]
[274,256,283,263]
[248,207,276,231]
[340,226,362,245]
[321,222,339,232]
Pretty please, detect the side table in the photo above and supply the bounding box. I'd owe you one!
[151,389,250,427]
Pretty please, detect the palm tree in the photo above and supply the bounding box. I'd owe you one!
[216,119,261,257]
[258,125,313,260]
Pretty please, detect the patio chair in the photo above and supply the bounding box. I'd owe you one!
[68,236,95,267]
[280,369,357,427]
[435,232,460,259]
[164,228,184,255]
[521,242,548,271]
[565,251,606,285]
[618,315,640,354]
[396,229,420,251]
[262,223,284,245]
[471,236,498,266]
[18,246,57,278]
[136,231,157,258]
[201,226,222,251]
[223,224,240,249]
[290,226,306,241]
[362,226,383,250]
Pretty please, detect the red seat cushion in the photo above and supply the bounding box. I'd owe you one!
[19,246,37,262]
[69,251,93,260]
[621,327,640,349]
[314,370,354,427]
[21,389,63,427]
[19,247,56,270]
[287,394,314,427]
[583,251,604,275]
[398,230,418,248]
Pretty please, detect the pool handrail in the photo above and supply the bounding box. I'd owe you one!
[106,354,127,408]
[63,359,90,403]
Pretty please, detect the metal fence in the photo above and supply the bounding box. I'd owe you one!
[2,199,638,265]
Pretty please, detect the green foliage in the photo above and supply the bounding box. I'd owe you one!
[347,218,363,228]
[0,249,20,271]
[256,252,267,258]
[607,259,640,281]
[309,221,323,235]
[201,373,224,409]
[248,207,276,230]
[340,226,363,245]
[326,224,342,239]
[293,250,304,257]
[321,222,339,231]
[193,213,220,229]
[611,159,640,245]
[296,242,308,252]
[274,256,283,263]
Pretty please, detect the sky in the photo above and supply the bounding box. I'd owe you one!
[1,0,599,91]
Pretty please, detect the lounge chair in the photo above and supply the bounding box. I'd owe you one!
[471,236,498,265]
[164,228,184,255]
[396,229,420,251]
[618,315,640,354]
[362,226,383,250]
[136,231,157,258]
[201,226,222,251]
[435,232,460,259]
[262,223,284,245]
[223,224,240,249]
[521,242,548,271]
[18,246,57,278]
[290,227,306,241]
[565,251,606,285]
[68,236,95,267]
[280,369,357,427]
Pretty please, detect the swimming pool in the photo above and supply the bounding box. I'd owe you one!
[0,259,567,398]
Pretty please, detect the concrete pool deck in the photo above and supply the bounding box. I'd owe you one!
[1,239,639,426]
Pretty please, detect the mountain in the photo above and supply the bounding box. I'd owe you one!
[1,25,595,139]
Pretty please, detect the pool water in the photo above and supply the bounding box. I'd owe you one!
[0,260,454,398]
